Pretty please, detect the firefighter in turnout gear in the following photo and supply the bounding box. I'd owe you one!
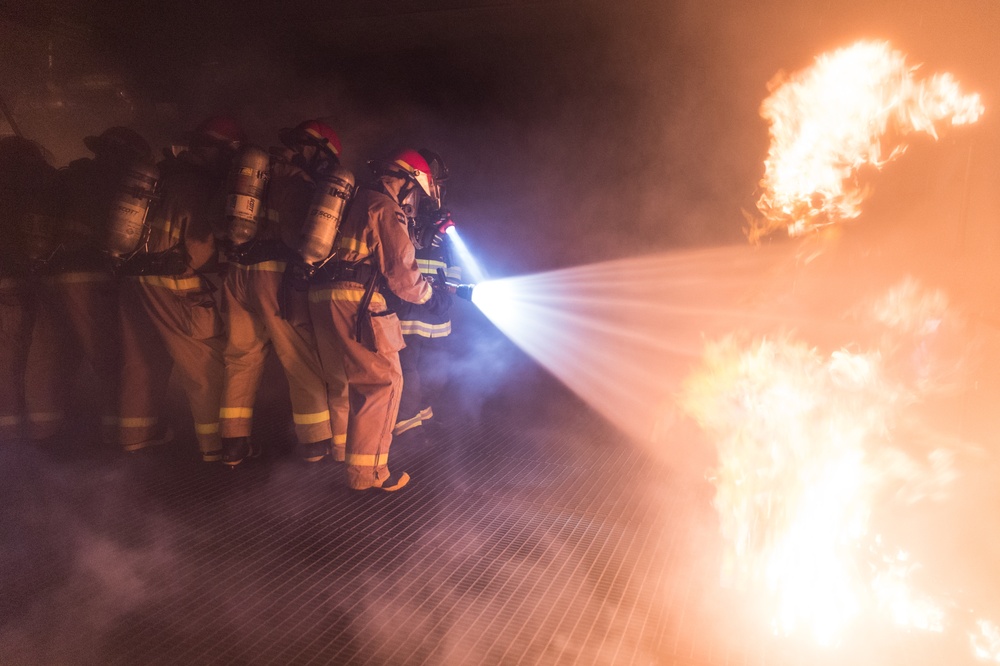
[118,115,240,461]
[219,119,348,465]
[307,148,451,490]
[387,149,459,443]
[23,127,152,445]
[0,137,59,441]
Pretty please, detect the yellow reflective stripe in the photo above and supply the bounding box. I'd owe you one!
[308,288,387,307]
[292,410,330,425]
[43,271,112,284]
[415,283,432,304]
[28,412,64,423]
[393,413,422,435]
[445,266,462,280]
[120,416,158,428]
[417,259,446,274]
[219,407,254,419]
[0,415,23,426]
[195,422,220,435]
[151,219,184,243]
[138,275,202,291]
[332,433,347,445]
[418,406,433,421]
[247,261,286,272]
[399,320,451,338]
[336,236,368,255]
[345,452,390,467]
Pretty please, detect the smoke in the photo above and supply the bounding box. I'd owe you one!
[0,451,178,666]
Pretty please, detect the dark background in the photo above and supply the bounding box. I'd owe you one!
[2,0,998,276]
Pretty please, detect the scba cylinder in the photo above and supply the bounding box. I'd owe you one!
[105,159,159,258]
[225,144,270,246]
[298,166,355,267]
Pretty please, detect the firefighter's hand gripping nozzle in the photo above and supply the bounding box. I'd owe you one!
[296,165,356,273]
[225,144,271,248]
[103,158,159,261]
[435,268,474,302]
[450,282,475,302]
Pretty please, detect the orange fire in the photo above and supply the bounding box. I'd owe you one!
[679,277,998,658]
[751,40,984,242]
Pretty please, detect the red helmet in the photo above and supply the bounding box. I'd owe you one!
[83,126,152,161]
[380,148,436,199]
[279,119,341,158]
[189,114,244,149]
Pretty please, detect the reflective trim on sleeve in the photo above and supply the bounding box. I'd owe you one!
[150,219,184,244]
[399,319,452,338]
[416,259,446,275]
[445,266,462,281]
[336,236,369,255]
[195,422,220,435]
[43,271,113,284]
[247,261,287,272]
[345,452,390,467]
[120,416,159,428]
[308,288,387,307]
[138,275,203,291]
[0,415,23,427]
[220,407,254,420]
[414,282,432,305]
[332,433,347,446]
[28,412,64,423]
[292,410,331,425]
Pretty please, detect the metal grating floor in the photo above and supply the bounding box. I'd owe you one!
[1,332,994,665]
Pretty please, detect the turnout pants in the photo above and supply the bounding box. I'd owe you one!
[308,281,402,489]
[0,277,34,441]
[395,334,450,435]
[127,274,226,457]
[220,261,346,450]
[24,272,121,443]
[118,277,174,449]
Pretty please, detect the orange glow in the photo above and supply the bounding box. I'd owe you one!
[752,40,984,242]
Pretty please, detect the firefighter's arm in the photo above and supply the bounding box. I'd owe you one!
[377,204,433,306]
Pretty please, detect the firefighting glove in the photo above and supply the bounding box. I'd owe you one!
[423,279,453,318]
[431,210,455,248]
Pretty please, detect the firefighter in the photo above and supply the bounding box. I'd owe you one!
[387,149,460,444]
[23,127,152,446]
[307,148,451,491]
[218,119,348,466]
[0,136,58,441]
[118,115,240,461]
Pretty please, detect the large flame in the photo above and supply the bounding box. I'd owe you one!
[679,278,998,657]
[751,40,984,242]
[680,334,907,643]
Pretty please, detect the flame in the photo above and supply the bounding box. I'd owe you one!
[971,620,1000,662]
[680,335,904,643]
[751,40,984,242]
[678,278,1000,656]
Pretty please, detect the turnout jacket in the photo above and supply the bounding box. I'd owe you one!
[332,181,432,307]
[144,151,226,275]
[388,238,460,338]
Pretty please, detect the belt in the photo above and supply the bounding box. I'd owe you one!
[309,261,379,285]
[229,240,293,266]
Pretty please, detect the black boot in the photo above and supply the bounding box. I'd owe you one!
[299,438,331,463]
[222,436,255,466]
